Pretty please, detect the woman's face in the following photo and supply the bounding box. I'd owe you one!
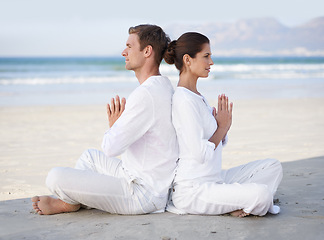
[189,43,214,78]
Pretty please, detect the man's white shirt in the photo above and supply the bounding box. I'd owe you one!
[102,75,179,198]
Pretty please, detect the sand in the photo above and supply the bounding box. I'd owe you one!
[0,97,324,239]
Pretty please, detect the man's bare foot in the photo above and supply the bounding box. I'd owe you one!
[230,209,250,218]
[31,196,81,215]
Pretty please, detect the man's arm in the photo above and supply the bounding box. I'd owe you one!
[102,88,154,157]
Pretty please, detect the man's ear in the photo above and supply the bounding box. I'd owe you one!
[144,45,153,58]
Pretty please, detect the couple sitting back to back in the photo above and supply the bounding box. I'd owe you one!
[32,24,282,218]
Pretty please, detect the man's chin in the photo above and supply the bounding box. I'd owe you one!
[124,65,132,71]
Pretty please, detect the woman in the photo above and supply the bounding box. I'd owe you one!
[164,32,282,217]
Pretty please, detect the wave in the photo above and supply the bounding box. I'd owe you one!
[0,76,138,86]
[230,72,324,79]
[161,63,324,72]
[211,63,324,72]
[163,62,324,72]
[2,72,323,86]
[1,61,324,86]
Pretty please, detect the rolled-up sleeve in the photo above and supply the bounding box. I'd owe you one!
[101,88,154,157]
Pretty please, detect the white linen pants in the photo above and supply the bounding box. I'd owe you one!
[171,158,283,216]
[46,149,167,214]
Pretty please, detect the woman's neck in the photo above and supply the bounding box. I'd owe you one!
[178,72,200,95]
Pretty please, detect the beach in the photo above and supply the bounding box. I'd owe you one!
[0,97,324,239]
[1,57,324,239]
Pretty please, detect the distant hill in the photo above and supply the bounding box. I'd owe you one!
[165,17,324,56]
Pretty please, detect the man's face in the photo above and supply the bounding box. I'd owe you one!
[121,33,145,71]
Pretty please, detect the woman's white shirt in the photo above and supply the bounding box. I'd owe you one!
[172,87,227,184]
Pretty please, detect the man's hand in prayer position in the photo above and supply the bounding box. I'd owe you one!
[107,95,126,128]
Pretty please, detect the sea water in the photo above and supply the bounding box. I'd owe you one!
[0,57,324,106]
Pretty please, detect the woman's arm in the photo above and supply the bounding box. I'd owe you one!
[173,96,217,164]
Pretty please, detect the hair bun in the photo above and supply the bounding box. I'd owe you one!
[163,40,177,64]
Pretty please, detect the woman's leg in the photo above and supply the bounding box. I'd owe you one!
[172,181,273,216]
[220,158,283,215]
[221,158,283,196]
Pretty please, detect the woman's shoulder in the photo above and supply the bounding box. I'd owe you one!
[173,87,202,104]
[173,88,205,115]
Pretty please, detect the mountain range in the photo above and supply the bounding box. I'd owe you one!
[165,17,324,56]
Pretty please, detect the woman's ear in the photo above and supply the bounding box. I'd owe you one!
[183,54,191,66]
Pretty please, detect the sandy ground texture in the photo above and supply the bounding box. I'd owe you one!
[0,97,324,239]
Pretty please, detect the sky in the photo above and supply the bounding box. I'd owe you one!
[0,0,323,57]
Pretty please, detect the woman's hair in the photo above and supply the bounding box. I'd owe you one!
[164,32,210,73]
[129,24,170,65]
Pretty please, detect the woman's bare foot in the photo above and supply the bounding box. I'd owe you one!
[31,196,81,215]
[230,209,250,218]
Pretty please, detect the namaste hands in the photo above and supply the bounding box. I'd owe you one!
[107,95,126,128]
[212,94,233,133]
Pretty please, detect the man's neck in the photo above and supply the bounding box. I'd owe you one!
[135,65,161,84]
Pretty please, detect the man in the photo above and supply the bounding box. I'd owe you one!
[32,24,179,215]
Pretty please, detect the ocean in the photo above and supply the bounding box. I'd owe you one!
[0,57,324,106]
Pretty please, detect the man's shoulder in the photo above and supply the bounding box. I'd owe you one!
[129,84,151,101]
[141,75,173,96]
[142,75,172,88]
[128,75,173,106]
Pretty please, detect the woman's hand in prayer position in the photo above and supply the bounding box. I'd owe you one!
[209,94,233,148]
[214,94,233,133]
[107,95,126,128]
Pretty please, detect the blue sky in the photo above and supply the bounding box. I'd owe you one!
[0,0,323,56]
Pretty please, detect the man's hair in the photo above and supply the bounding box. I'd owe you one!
[128,24,170,65]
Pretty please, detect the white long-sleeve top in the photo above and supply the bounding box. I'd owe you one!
[172,87,227,184]
[101,76,179,198]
